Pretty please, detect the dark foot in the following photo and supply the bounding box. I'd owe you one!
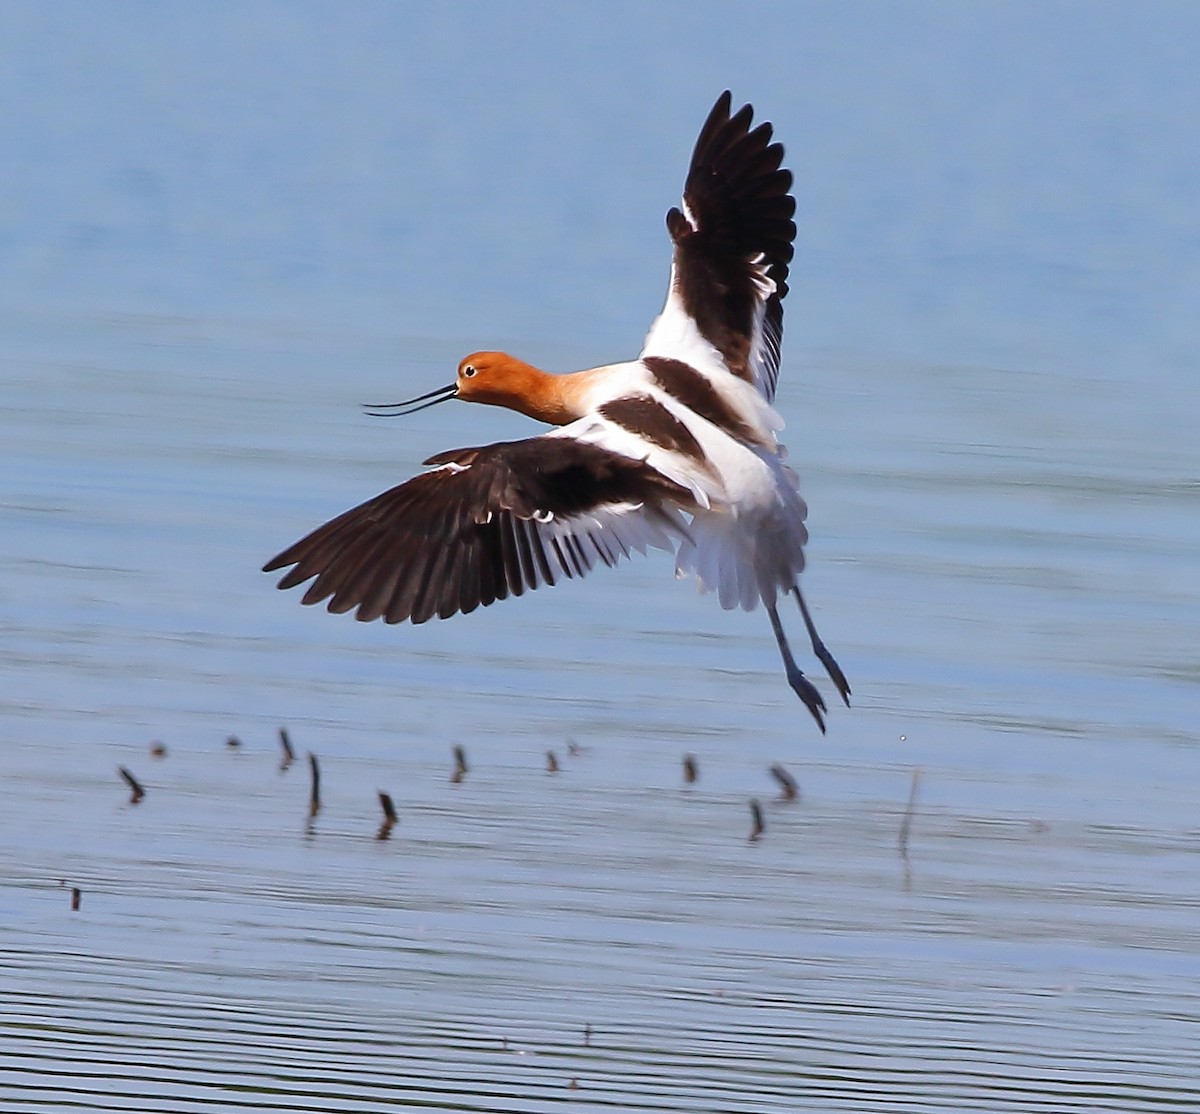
[784,663,827,734]
[814,639,851,707]
[792,587,852,707]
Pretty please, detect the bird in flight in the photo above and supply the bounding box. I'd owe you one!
[264,92,850,731]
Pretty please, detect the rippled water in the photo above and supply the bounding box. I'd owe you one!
[3,5,1198,1112]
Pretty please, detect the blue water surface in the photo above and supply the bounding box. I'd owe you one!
[1,3,1197,1111]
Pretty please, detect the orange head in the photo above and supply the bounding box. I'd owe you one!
[365,351,577,425]
[453,351,532,407]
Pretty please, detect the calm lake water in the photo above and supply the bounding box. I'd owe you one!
[2,4,1198,1111]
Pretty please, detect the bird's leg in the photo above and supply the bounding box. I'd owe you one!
[791,586,851,707]
[767,603,827,733]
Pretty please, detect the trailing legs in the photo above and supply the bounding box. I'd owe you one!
[791,586,851,707]
[767,603,828,733]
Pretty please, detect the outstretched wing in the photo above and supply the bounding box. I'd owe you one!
[263,433,694,625]
[641,91,796,402]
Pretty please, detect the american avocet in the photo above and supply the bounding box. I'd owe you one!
[264,92,851,731]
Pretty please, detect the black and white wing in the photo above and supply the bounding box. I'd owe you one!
[641,91,796,402]
[263,433,694,625]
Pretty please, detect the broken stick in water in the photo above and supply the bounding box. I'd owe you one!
[118,766,145,805]
[307,752,321,819]
[376,790,397,840]
[748,798,765,842]
[278,727,295,771]
[898,766,922,859]
[451,745,468,784]
[768,763,800,802]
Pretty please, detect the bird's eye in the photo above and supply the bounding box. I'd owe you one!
[462,364,477,378]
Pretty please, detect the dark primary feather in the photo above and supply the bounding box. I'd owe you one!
[263,436,695,625]
[666,91,796,398]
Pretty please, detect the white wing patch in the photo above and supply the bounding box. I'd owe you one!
[640,265,727,373]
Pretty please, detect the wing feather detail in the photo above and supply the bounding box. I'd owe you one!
[263,434,695,625]
[641,91,796,402]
